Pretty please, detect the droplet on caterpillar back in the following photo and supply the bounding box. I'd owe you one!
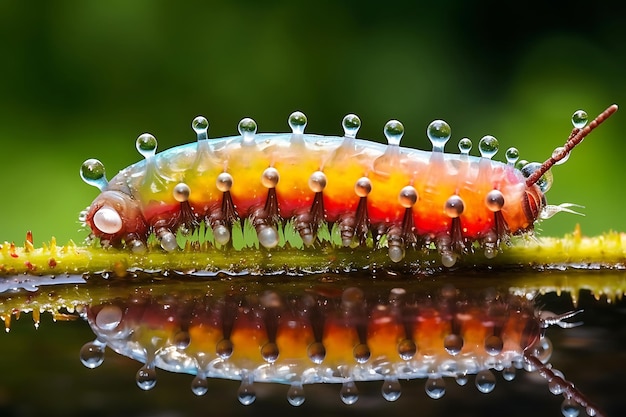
[427,119,451,152]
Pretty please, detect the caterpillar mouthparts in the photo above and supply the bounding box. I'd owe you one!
[80,105,617,267]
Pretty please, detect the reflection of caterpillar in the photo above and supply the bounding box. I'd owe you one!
[79,282,600,414]
[80,105,617,266]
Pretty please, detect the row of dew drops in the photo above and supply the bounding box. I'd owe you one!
[81,109,589,195]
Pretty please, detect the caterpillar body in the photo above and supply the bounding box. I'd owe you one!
[80,105,617,267]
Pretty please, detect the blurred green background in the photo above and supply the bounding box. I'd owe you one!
[0,0,624,246]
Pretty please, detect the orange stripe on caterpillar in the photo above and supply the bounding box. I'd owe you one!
[79,106,617,267]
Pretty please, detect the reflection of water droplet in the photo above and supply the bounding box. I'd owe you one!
[384,120,404,146]
[340,380,359,405]
[238,374,256,405]
[455,373,469,386]
[79,340,106,369]
[425,377,446,399]
[136,364,157,390]
[561,397,582,417]
[381,377,402,402]
[571,110,588,129]
[397,338,416,360]
[458,138,472,155]
[261,342,279,363]
[136,133,158,159]
[443,334,463,355]
[287,381,305,406]
[80,159,108,190]
[353,343,370,364]
[427,120,451,152]
[307,341,326,364]
[478,135,499,159]
[502,366,516,381]
[191,374,209,396]
[288,111,307,134]
[475,370,496,393]
[216,339,233,359]
[342,114,361,138]
[484,335,503,356]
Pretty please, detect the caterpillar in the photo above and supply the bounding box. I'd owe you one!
[79,281,602,415]
[80,105,617,267]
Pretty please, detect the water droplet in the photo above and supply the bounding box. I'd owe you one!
[427,120,451,152]
[80,159,108,190]
[79,340,106,369]
[136,133,157,159]
[192,116,209,141]
[191,374,208,396]
[505,147,520,165]
[552,146,570,165]
[287,382,305,406]
[478,135,499,159]
[425,377,446,399]
[384,120,404,146]
[485,190,505,212]
[381,377,402,401]
[443,334,463,355]
[521,162,553,193]
[173,182,191,203]
[458,138,472,155]
[571,110,588,129]
[307,341,326,364]
[354,177,372,197]
[502,366,516,381]
[444,195,464,218]
[475,370,496,393]
[261,167,280,188]
[398,185,418,208]
[561,398,581,417]
[213,225,231,246]
[95,305,123,331]
[288,111,307,134]
[257,225,279,249]
[397,338,416,360]
[515,159,530,170]
[340,380,359,405]
[238,117,257,145]
[216,172,234,192]
[308,171,327,193]
[237,374,256,405]
[342,114,361,138]
[136,364,157,390]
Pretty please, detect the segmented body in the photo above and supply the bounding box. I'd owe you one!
[80,106,617,266]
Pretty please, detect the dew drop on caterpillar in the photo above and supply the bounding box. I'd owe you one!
[79,105,618,267]
[79,282,604,415]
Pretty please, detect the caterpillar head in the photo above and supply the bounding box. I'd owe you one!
[80,159,148,251]
[520,105,618,223]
